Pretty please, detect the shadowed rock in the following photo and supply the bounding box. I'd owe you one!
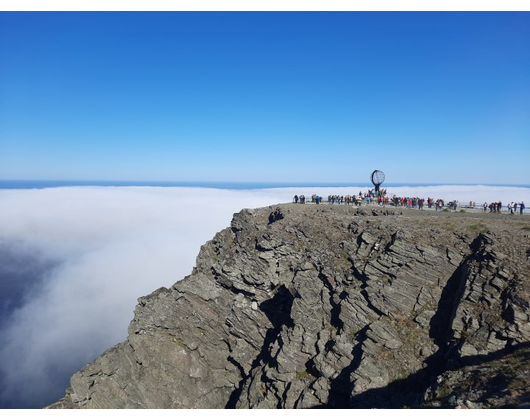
[47,204,530,409]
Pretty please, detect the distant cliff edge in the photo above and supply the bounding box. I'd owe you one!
[48,204,530,408]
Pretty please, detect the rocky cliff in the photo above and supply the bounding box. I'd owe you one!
[48,204,530,408]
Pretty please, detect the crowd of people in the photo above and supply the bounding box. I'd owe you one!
[484,201,526,214]
[292,190,526,215]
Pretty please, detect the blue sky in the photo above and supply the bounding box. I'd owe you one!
[0,12,529,184]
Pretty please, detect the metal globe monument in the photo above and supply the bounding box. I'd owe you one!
[371,169,385,193]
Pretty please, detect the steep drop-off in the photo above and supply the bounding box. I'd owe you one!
[49,204,530,408]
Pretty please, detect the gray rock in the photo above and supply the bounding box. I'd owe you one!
[47,204,530,409]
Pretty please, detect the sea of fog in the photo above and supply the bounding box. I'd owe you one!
[0,184,528,408]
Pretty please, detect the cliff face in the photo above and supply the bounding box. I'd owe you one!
[48,204,530,408]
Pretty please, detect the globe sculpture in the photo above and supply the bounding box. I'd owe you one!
[370,169,385,193]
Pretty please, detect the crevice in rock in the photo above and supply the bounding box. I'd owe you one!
[318,272,344,334]
[429,260,469,354]
[341,234,495,408]
[225,285,294,408]
[429,234,486,358]
[348,256,386,318]
[326,325,369,408]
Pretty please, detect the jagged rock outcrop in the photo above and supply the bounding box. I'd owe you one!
[48,204,530,408]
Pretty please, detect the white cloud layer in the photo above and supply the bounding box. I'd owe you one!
[0,185,528,408]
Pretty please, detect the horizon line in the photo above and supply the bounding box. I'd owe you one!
[1,179,529,189]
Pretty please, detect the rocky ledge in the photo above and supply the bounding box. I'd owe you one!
[48,204,530,408]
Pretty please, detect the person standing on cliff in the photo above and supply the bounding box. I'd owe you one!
[521,202,525,215]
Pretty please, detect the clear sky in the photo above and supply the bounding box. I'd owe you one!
[0,11,529,184]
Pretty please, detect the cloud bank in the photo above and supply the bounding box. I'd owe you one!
[0,185,528,408]
[0,186,287,408]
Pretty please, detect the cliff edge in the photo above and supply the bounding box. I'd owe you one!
[48,204,530,408]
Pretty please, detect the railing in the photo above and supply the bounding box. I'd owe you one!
[452,203,528,214]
